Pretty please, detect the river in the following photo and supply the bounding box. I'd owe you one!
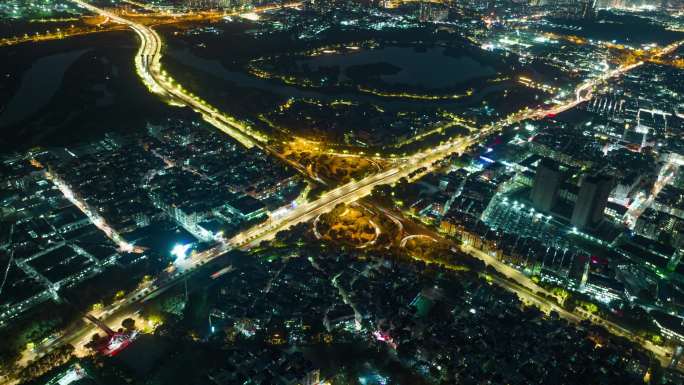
[301,45,496,87]
[0,49,90,128]
[165,45,505,109]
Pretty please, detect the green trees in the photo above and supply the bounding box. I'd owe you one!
[17,344,74,383]
[122,318,136,331]
[0,346,20,378]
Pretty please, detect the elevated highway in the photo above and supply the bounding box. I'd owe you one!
[27,1,681,377]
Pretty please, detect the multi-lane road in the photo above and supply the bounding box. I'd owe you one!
[72,0,297,148]
[24,0,680,376]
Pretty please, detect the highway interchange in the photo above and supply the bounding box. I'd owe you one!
[18,0,684,375]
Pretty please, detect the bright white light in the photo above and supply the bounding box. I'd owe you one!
[56,366,86,385]
[171,243,192,262]
[240,12,260,21]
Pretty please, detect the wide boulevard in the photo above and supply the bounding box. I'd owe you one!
[18,0,682,375]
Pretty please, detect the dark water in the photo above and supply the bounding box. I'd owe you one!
[0,49,89,128]
[546,11,684,45]
[302,46,496,87]
[166,46,504,108]
[166,46,368,101]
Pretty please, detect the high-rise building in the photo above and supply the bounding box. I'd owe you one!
[183,0,236,9]
[530,158,562,212]
[580,0,596,19]
[307,0,337,12]
[418,2,449,22]
[534,0,596,19]
[668,249,683,273]
[571,175,614,230]
[569,255,590,288]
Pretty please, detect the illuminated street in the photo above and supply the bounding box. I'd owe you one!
[3,0,684,384]
[21,0,684,365]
